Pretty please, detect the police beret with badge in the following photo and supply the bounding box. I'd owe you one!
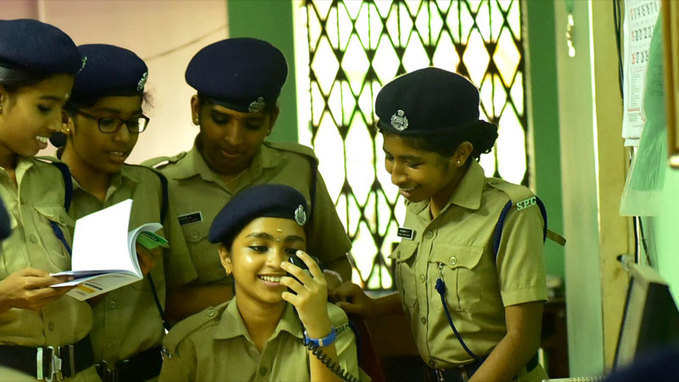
[50,44,148,147]
[208,184,308,245]
[185,37,287,113]
[70,44,148,99]
[375,67,494,137]
[0,18,83,75]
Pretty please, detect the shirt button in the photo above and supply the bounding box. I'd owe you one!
[207,310,217,318]
[191,232,200,241]
[259,366,268,376]
[449,256,457,265]
[29,234,38,243]
[419,274,425,282]
[425,231,434,239]
[48,322,55,331]
[420,316,426,325]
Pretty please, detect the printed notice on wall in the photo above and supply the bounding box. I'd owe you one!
[623,0,660,147]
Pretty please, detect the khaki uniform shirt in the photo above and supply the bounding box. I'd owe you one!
[0,158,98,381]
[145,142,351,285]
[159,299,363,382]
[0,158,92,346]
[391,161,547,369]
[68,165,197,364]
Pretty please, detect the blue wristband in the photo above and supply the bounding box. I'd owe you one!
[303,327,337,347]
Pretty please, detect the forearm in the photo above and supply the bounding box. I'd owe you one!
[307,318,342,382]
[373,292,404,317]
[166,284,233,322]
[469,304,543,382]
[325,257,352,282]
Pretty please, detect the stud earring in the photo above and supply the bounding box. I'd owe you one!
[457,160,462,166]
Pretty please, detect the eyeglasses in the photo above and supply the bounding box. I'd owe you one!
[73,109,150,134]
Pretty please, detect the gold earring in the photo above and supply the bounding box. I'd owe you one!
[457,160,461,166]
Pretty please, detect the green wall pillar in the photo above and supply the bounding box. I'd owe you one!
[524,0,565,281]
[227,0,299,143]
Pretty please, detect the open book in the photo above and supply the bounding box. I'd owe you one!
[52,199,167,300]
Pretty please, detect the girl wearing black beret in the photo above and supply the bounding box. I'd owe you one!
[54,44,197,381]
[0,19,100,381]
[334,67,549,382]
[159,184,364,382]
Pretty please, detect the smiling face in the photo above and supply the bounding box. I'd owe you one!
[219,217,306,307]
[0,74,73,158]
[193,95,277,176]
[383,133,470,205]
[65,95,142,175]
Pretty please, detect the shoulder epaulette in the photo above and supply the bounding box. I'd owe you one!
[163,303,225,353]
[264,141,318,164]
[487,178,536,211]
[142,152,188,169]
[327,303,349,328]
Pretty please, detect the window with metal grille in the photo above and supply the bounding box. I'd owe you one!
[294,0,528,290]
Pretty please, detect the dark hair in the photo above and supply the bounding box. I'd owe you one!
[382,120,498,160]
[0,63,51,93]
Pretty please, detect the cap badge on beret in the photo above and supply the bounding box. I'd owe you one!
[390,109,409,131]
[248,96,266,113]
[137,72,148,92]
[78,56,88,74]
[294,205,307,226]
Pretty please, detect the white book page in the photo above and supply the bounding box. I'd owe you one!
[127,222,163,277]
[70,199,134,273]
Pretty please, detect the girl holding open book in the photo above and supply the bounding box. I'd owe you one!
[51,44,197,381]
[0,19,101,381]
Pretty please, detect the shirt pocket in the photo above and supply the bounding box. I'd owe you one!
[33,205,74,270]
[183,224,224,283]
[427,244,484,312]
[392,241,419,310]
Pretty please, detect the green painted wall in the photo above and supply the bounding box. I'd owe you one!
[524,0,565,280]
[553,0,605,376]
[227,0,298,142]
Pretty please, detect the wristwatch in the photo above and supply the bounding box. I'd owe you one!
[303,327,337,347]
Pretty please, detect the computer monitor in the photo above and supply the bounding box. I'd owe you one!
[614,263,679,368]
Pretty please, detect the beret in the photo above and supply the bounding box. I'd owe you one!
[71,44,148,99]
[0,19,82,74]
[209,184,308,244]
[375,67,482,136]
[186,38,287,113]
[0,197,10,241]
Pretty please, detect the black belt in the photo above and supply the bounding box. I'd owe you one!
[427,353,539,382]
[96,345,163,382]
[0,336,94,381]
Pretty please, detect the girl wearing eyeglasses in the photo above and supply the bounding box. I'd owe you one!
[54,44,197,381]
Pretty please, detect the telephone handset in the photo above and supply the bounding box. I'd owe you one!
[285,255,360,382]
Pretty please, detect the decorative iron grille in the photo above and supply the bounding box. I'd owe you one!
[297,0,528,290]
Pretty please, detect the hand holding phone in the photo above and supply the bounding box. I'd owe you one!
[280,250,332,338]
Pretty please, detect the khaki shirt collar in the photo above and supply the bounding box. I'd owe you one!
[447,160,485,211]
[214,298,303,342]
[174,140,278,183]
[409,160,485,220]
[71,165,138,200]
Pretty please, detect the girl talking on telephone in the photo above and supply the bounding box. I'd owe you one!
[159,184,367,382]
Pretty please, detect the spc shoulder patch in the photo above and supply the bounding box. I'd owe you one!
[264,141,318,164]
[142,151,188,170]
[163,302,226,354]
[487,178,536,211]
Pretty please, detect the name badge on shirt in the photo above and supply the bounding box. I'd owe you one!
[397,227,415,240]
[178,211,203,225]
